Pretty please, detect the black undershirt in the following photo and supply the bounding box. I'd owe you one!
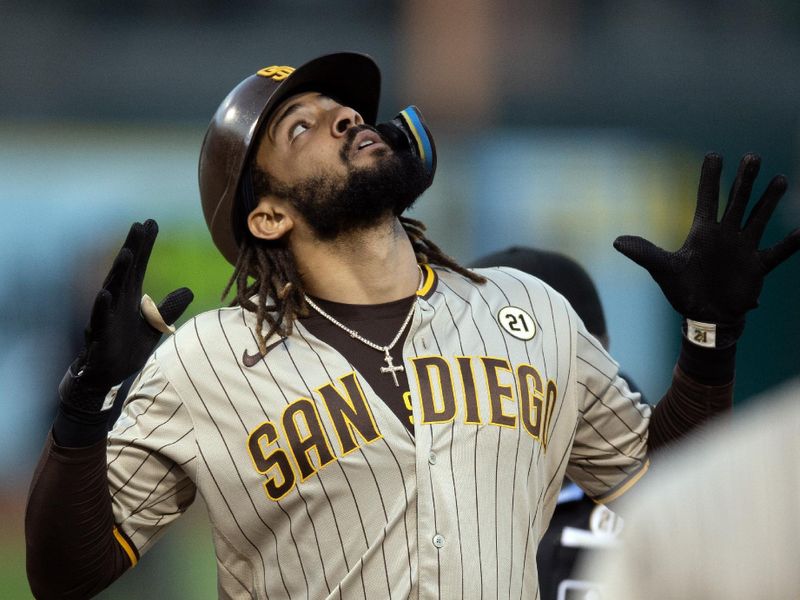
[300,295,416,433]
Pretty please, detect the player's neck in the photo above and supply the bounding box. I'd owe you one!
[293,217,420,304]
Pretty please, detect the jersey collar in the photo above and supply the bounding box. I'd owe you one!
[416,264,438,300]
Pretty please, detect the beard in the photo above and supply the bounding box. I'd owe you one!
[268,129,430,241]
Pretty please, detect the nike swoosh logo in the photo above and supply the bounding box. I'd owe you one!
[242,338,286,367]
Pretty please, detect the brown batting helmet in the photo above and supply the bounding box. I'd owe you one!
[198,52,381,265]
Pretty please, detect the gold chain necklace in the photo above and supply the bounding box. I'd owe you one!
[303,268,423,387]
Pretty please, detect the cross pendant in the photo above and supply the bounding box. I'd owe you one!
[380,348,405,387]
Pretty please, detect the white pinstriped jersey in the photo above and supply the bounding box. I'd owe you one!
[106,265,651,599]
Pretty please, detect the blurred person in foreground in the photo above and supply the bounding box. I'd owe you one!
[580,376,800,599]
[470,246,641,600]
[25,52,800,599]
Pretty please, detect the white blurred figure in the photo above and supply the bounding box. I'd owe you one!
[580,377,800,599]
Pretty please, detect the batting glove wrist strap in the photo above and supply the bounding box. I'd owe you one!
[53,366,116,447]
[677,335,737,386]
[682,318,745,349]
[58,358,118,413]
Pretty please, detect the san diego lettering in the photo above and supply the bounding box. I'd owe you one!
[246,355,557,501]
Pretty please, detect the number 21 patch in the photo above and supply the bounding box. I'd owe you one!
[498,306,536,341]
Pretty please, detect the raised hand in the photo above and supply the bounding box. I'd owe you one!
[61,220,194,410]
[614,153,800,347]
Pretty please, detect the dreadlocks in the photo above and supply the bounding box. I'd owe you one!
[399,215,486,284]
[222,216,486,355]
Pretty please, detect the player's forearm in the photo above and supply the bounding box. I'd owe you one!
[647,338,735,452]
[25,432,132,599]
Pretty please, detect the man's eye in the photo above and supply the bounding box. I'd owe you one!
[289,122,310,140]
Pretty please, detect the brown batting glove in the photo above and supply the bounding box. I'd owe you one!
[614,153,800,349]
[54,220,193,446]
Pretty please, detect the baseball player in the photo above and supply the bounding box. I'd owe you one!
[25,52,800,599]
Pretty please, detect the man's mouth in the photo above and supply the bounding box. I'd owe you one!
[351,129,385,156]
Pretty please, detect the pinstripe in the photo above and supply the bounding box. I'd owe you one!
[359,557,367,599]
[112,382,168,439]
[136,513,166,549]
[577,414,641,459]
[578,381,646,439]
[283,328,371,554]
[490,269,536,600]
[576,454,633,477]
[108,400,185,470]
[484,271,535,599]
[528,282,563,531]
[429,434,442,600]
[199,441,285,596]
[518,516,534,600]
[109,403,187,495]
[412,331,443,598]
[423,325,450,600]
[275,501,312,599]
[196,319,320,597]
[473,425,484,600]
[231,317,312,598]
[576,340,650,416]
[104,266,651,599]
[363,455,394,599]
[537,287,576,511]
[435,280,488,599]
[470,277,514,600]
[577,353,645,410]
[438,293,466,600]
[294,324,395,588]
[125,479,195,519]
[541,285,566,442]
[172,328,279,594]
[282,330,355,574]
[194,317,246,427]
[528,424,576,557]
[239,341,320,596]
[507,388,524,599]
[125,435,188,513]
[253,336,330,597]
[571,462,613,486]
[219,558,257,600]
[382,436,414,593]
[492,428,502,595]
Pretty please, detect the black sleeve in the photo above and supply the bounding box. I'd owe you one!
[25,432,135,599]
[648,338,735,453]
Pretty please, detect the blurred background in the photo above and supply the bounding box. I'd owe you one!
[2,1,799,597]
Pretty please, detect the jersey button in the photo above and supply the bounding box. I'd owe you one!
[432,534,445,548]
[428,452,437,465]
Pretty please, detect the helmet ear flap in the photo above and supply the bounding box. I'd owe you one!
[376,105,436,189]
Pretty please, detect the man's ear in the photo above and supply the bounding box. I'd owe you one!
[247,197,295,240]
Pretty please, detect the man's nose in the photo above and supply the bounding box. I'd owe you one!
[331,106,364,136]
